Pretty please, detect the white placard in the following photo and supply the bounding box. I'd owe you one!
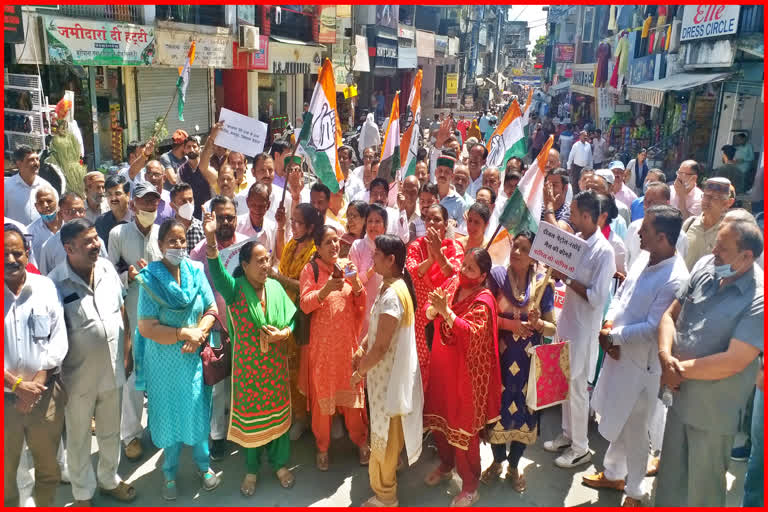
[529,222,587,279]
[216,108,267,157]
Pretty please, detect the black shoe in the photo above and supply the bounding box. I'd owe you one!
[210,439,228,461]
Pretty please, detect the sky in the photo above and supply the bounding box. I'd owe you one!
[505,5,548,49]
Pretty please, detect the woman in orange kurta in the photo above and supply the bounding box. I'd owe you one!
[299,225,369,471]
[422,248,501,508]
[405,204,464,393]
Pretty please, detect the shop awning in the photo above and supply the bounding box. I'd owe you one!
[626,72,732,108]
[269,36,325,49]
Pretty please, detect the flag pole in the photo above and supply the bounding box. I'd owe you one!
[149,86,179,143]
[484,223,504,250]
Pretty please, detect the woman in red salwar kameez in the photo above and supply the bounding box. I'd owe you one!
[405,204,465,394]
[422,247,501,507]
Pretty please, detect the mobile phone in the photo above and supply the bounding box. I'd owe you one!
[332,263,344,279]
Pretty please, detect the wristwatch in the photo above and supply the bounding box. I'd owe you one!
[604,331,614,345]
[564,277,573,286]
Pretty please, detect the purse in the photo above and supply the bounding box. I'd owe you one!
[200,310,232,386]
[526,340,570,411]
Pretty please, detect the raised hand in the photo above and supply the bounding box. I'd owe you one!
[203,211,217,241]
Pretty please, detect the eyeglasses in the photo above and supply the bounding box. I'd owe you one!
[217,215,237,223]
[62,208,86,216]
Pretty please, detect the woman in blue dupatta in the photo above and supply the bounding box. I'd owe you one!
[134,219,221,501]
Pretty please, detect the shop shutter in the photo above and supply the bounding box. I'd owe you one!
[136,68,211,141]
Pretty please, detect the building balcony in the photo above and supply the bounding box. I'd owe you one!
[35,5,145,25]
[156,6,226,27]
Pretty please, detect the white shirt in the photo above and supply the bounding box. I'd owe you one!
[567,140,594,169]
[467,173,485,200]
[408,211,425,244]
[4,272,68,390]
[4,173,52,225]
[556,229,616,373]
[592,136,608,163]
[38,231,108,276]
[26,217,57,264]
[236,213,278,256]
[608,229,628,275]
[345,174,368,203]
[5,217,37,267]
[670,186,703,218]
[385,206,410,244]
[625,218,689,270]
[85,198,110,223]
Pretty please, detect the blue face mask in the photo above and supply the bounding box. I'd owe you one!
[41,211,58,223]
[714,263,739,280]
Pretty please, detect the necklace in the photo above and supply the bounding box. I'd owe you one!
[507,266,528,303]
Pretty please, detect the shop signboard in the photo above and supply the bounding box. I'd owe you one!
[155,29,232,68]
[318,6,337,44]
[269,41,323,75]
[416,30,435,58]
[232,36,268,70]
[446,73,458,97]
[448,36,459,56]
[42,15,155,66]
[507,48,528,59]
[397,47,417,69]
[369,33,398,69]
[336,5,351,18]
[554,43,575,63]
[435,35,448,56]
[629,55,656,85]
[571,63,595,96]
[597,88,616,119]
[4,5,24,45]
[680,5,740,42]
[398,24,415,40]
[353,35,370,72]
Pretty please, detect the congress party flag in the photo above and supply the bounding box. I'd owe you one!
[400,69,423,178]
[379,92,401,182]
[297,58,344,193]
[176,42,196,121]
[485,99,526,171]
[521,88,534,129]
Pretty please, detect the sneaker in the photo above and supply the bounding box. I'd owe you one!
[162,480,177,501]
[554,448,592,468]
[209,439,228,461]
[543,434,572,453]
[731,445,751,462]
[198,468,221,492]
[289,420,307,441]
[331,414,344,440]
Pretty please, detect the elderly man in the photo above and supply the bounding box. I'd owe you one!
[158,129,189,188]
[544,190,616,468]
[609,161,638,209]
[671,160,704,220]
[203,165,248,216]
[38,193,108,276]
[481,167,501,200]
[630,169,666,222]
[655,220,763,507]
[4,225,68,507]
[415,160,430,188]
[83,171,109,223]
[107,182,163,462]
[433,151,468,234]
[26,186,61,261]
[398,175,424,244]
[223,151,251,197]
[681,177,735,270]
[590,169,631,231]
[143,160,175,224]
[626,182,689,269]
[169,182,204,255]
[452,164,474,206]
[542,168,574,233]
[238,182,281,260]
[95,175,133,252]
[5,145,52,225]
[466,144,488,198]
[49,219,135,506]
[567,131,593,193]
[584,206,689,506]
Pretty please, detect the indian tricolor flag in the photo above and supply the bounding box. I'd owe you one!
[297,59,345,193]
[521,88,534,136]
[379,92,401,181]
[485,99,526,171]
[176,42,196,121]
[400,70,422,178]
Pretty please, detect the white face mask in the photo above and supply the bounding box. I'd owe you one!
[177,201,194,221]
[164,248,188,266]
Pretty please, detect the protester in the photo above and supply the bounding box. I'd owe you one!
[453,164,474,206]
[585,206,689,507]
[482,167,502,200]
[238,182,280,259]
[143,160,175,224]
[349,204,388,341]
[567,131,593,193]
[368,178,409,243]
[135,219,220,499]
[596,194,628,276]
[655,220,763,507]
[5,146,51,225]
[204,216,297,495]
[158,129,189,188]
[457,202,491,253]
[359,114,381,158]
[82,171,109,222]
[26,186,61,260]
[423,248,500,507]
[269,139,292,189]
[588,169,630,235]
[483,232,557,492]
[4,225,67,507]
[203,165,248,216]
[433,152,468,232]
[398,176,424,244]
[96,174,133,252]
[310,182,345,234]
[169,182,204,255]
[608,161,638,208]
[544,190,616,469]
[629,168,666,222]
[178,127,223,220]
[542,168,573,232]
[415,160,430,188]
[670,160,703,220]
[49,219,135,506]
[467,145,488,198]
[626,148,650,196]
[341,200,368,258]
[681,177,735,270]
[353,235,423,507]
[299,226,369,471]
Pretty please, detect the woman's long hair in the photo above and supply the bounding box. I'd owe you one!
[232,240,266,278]
[365,203,388,239]
[295,203,323,243]
[310,225,339,265]
[374,234,417,310]
[347,200,369,238]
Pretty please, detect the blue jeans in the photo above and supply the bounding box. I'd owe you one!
[742,388,763,507]
[162,440,210,480]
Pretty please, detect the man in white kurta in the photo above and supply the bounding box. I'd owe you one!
[544,190,615,468]
[585,206,690,505]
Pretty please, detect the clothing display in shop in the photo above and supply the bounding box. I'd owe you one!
[608,6,617,31]
[595,43,612,88]
[641,16,653,38]
[610,34,630,89]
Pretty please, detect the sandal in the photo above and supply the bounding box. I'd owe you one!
[276,467,295,489]
[506,467,526,493]
[316,452,329,472]
[450,490,479,507]
[99,481,137,502]
[362,495,399,507]
[359,445,371,466]
[240,473,258,497]
[424,466,453,487]
[480,462,503,484]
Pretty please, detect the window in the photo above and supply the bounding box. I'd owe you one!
[581,7,595,44]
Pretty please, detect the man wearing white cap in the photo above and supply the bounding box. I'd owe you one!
[593,169,631,229]
[609,161,638,209]
[83,171,109,223]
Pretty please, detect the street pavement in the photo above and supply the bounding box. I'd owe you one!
[42,405,746,507]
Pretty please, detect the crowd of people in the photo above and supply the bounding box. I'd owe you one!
[4,106,763,508]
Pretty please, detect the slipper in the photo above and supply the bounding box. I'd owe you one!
[480,462,503,484]
[506,467,526,493]
[240,473,258,497]
[362,495,399,507]
[424,466,453,487]
[276,467,295,489]
[450,490,479,507]
[359,445,371,466]
[99,481,136,502]
[316,452,329,472]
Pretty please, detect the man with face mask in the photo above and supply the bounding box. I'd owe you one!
[48,219,135,506]
[107,182,164,462]
[26,186,61,261]
[83,171,109,223]
[170,182,204,255]
[671,160,703,220]
[655,220,763,507]
[680,177,735,270]
[38,193,108,275]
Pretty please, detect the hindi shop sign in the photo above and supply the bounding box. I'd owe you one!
[155,29,232,68]
[681,5,740,42]
[42,15,155,66]
[530,222,587,280]
[216,108,268,157]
